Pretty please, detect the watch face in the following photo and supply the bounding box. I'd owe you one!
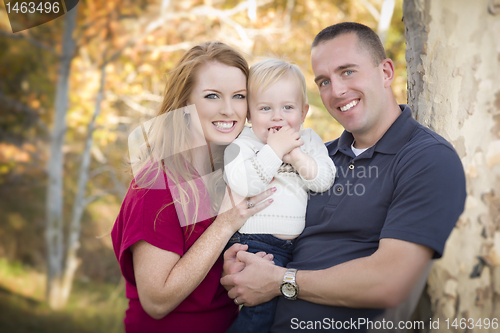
[281,282,297,298]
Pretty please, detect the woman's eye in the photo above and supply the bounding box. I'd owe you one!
[320,80,330,87]
[205,93,218,99]
[233,94,246,99]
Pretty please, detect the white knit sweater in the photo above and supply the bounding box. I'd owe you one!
[224,127,336,235]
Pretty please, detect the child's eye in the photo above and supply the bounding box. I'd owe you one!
[205,93,219,99]
[261,106,271,111]
[233,94,246,99]
[320,80,330,87]
[283,105,293,110]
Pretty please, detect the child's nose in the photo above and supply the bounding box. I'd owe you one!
[271,109,283,121]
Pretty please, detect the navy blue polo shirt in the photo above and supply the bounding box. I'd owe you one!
[271,105,466,332]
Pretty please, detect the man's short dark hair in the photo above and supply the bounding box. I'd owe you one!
[312,22,387,65]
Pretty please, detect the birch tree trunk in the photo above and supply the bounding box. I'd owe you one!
[45,5,78,309]
[59,65,107,307]
[404,0,500,331]
[377,0,396,46]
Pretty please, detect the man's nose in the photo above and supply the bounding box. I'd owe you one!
[330,78,347,98]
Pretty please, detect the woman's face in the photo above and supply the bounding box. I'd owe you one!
[186,61,247,144]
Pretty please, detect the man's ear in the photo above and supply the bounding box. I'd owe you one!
[301,104,310,123]
[381,59,395,88]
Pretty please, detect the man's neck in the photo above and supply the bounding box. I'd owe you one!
[352,103,402,149]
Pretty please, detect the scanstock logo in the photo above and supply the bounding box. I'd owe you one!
[3,0,79,33]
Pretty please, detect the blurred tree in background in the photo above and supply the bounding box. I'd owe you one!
[0,0,406,330]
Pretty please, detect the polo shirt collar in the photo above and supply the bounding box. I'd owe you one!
[329,105,418,157]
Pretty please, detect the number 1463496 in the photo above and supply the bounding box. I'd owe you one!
[445,318,498,330]
[5,2,60,14]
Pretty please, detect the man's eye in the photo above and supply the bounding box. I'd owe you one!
[205,94,218,99]
[234,94,246,99]
[343,70,354,76]
[320,80,330,87]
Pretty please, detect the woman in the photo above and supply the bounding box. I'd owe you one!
[112,42,275,333]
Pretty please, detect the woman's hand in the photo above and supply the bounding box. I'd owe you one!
[221,243,274,292]
[133,187,275,319]
[216,185,276,233]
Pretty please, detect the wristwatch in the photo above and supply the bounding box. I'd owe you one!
[280,268,298,300]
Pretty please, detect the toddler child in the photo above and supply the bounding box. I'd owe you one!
[223,58,336,333]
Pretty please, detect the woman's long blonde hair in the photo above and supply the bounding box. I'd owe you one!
[131,41,249,234]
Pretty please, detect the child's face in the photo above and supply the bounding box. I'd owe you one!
[248,74,309,144]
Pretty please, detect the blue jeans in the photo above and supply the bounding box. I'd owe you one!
[225,232,295,333]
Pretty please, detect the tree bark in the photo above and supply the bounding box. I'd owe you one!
[45,5,78,309]
[404,0,500,331]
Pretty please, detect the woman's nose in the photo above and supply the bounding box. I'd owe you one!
[220,99,235,116]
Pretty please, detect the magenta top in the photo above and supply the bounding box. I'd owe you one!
[111,166,237,333]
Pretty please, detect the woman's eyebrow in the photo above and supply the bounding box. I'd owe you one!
[201,89,247,93]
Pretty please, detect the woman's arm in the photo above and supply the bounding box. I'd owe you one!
[132,187,276,319]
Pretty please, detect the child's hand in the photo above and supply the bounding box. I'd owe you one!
[267,125,303,160]
[282,146,305,165]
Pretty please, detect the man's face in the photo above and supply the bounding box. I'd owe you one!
[311,33,392,143]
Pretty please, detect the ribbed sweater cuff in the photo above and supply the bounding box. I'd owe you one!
[256,144,283,180]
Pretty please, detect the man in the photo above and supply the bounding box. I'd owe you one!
[221,22,466,332]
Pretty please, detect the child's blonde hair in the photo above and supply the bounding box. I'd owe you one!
[248,58,308,108]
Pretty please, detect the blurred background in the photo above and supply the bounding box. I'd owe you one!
[0,0,407,332]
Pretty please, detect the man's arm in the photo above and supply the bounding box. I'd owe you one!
[221,238,433,308]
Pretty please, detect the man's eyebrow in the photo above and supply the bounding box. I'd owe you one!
[337,63,358,71]
[314,75,328,85]
[314,64,359,84]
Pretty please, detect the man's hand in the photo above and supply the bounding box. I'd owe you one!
[221,251,286,307]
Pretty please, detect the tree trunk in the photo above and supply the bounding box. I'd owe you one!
[377,0,396,46]
[404,0,500,331]
[45,5,78,309]
[59,65,107,307]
